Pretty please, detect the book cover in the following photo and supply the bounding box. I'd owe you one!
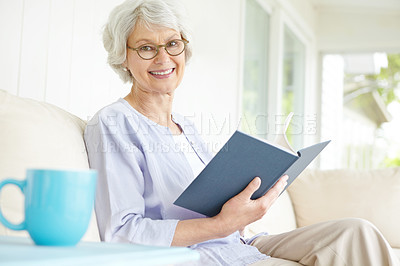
[174,114,330,217]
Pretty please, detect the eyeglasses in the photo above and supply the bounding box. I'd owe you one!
[127,38,189,60]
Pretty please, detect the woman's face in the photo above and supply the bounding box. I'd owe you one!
[125,22,186,95]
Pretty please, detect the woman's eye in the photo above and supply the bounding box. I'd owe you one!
[168,41,177,47]
[140,45,155,51]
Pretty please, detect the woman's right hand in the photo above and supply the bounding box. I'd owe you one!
[172,175,288,246]
[214,175,289,238]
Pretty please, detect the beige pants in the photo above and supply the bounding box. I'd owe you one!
[250,218,399,266]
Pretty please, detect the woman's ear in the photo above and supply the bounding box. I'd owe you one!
[122,61,129,72]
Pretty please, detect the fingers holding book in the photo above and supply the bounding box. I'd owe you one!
[215,175,289,236]
[259,175,289,207]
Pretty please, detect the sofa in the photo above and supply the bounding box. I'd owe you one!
[1,90,399,261]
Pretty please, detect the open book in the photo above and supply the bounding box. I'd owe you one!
[174,113,330,217]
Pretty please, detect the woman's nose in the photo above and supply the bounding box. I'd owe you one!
[154,47,171,64]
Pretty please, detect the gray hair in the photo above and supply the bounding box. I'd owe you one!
[103,0,193,83]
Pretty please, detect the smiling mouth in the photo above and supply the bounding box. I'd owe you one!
[149,68,174,76]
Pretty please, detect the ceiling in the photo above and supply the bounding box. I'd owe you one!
[310,0,400,11]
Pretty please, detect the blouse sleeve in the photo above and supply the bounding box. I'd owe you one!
[84,113,179,246]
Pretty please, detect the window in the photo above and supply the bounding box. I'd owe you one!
[282,26,305,149]
[320,53,400,169]
[241,0,270,139]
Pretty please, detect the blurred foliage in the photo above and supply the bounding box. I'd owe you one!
[383,156,400,167]
[372,54,400,167]
[377,54,400,167]
[367,54,400,105]
[345,54,400,168]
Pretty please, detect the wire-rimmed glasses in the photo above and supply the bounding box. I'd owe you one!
[127,38,189,60]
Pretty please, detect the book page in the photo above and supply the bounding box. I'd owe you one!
[273,112,297,155]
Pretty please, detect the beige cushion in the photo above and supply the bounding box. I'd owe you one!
[393,248,400,261]
[246,191,297,237]
[287,168,400,248]
[0,90,99,242]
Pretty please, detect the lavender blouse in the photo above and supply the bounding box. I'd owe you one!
[84,98,267,265]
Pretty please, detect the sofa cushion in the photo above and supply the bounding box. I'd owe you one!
[0,90,99,241]
[246,191,297,237]
[287,168,400,248]
[393,248,400,261]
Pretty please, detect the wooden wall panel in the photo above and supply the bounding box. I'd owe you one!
[89,0,117,118]
[69,0,95,119]
[89,0,129,119]
[18,0,51,101]
[0,0,127,119]
[0,0,24,95]
[45,0,75,110]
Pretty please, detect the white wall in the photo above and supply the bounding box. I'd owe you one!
[0,0,244,148]
[317,8,400,53]
[175,0,244,148]
[0,0,324,151]
[0,0,131,121]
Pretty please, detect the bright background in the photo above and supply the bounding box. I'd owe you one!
[1,0,400,169]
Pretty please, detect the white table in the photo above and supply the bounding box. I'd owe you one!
[0,235,199,265]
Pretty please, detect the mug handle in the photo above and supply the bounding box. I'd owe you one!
[0,179,27,231]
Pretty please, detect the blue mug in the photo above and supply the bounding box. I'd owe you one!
[0,169,97,246]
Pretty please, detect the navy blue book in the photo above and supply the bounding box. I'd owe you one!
[174,114,330,217]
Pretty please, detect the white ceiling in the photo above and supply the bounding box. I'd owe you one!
[310,0,400,11]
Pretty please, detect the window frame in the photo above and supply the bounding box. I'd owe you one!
[240,0,317,146]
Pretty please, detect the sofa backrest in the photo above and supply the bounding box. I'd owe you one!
[288,168,400,249]
[0,90,99,242]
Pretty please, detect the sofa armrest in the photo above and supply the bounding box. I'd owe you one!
[0,90,99,241]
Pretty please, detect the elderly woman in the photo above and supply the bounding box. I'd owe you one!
[84,0,398,265]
